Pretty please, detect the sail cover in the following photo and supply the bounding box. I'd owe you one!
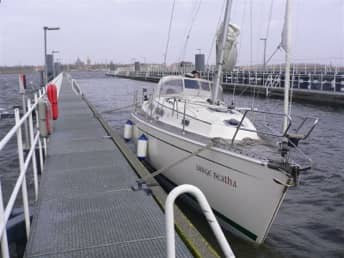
[216,23,240,72]
[280,0,289,52]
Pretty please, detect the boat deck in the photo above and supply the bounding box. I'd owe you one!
[134,108,282,163]
[24,75,192,257]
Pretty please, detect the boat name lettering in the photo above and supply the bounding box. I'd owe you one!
[196,164,212,176]
[196,165,237,188]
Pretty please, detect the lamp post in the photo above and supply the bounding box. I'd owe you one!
[43,26,60,85]
[260,38,267,71]
[260,37,267,86]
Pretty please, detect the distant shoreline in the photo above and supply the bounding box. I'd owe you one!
[0,64,110,75]
[0,66,39,74]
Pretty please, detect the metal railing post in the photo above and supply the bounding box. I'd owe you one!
[43,137,47,158]
[133,90,137,113]
[0,181,10,258]
[149,95,154,121]
[232,110,248,144]
[35,94,44,173]
[27,99,39,200]
[182,100,186,134]
[165,184,235,258]
[21,93,30,149]
[14,109,31,238]
[34,94,39,128]
[38,88,47,157]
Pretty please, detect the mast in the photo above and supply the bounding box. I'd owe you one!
[212,0,233,104]
[283,0,291,131]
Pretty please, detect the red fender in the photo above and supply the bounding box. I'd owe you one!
[47,83,59,120]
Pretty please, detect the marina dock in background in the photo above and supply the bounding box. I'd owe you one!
[0,73,222,258]
[106,69,344,106]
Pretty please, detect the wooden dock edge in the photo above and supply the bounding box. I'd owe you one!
[80,94,221,258]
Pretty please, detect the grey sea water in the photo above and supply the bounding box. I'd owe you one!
[0,71,343,257]
[0,72,40,203]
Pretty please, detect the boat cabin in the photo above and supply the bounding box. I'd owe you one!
[155,76,212,99]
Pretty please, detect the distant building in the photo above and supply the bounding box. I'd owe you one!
[195,54,205,72]
[75,57,84,65]
[134,61,140,72]
[75,57,84,70]
[109,62,116,71]
[170,61,194,73]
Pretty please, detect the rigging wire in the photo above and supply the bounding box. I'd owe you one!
[237,0,248,64]
[265,0,274,39]
[263,0,281,65]
[206,0,226,68]
[178,0,203,65]
[266,46,282,64]
[250,0,274,109]
[249,0,256,108]
[232,1,248,105]
[233,0,249,106]
[249,0,253,67]
[178,0,198,63]
[164,0,177,65]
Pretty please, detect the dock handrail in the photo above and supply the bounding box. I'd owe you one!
[0,90,45,258]
[0,73,63,258]
[165,184,235,258]
[71,79,83,96]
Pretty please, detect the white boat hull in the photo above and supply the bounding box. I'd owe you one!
[132,113,290,244]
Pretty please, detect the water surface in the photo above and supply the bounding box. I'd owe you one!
[75,71,343,258]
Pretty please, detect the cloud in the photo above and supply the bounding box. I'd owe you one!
[0,0,342,66]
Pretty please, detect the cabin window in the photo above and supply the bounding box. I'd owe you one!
[184,79,199,89]
[160,79,183,96]
[200,82,210,91]
[184,79,211,92]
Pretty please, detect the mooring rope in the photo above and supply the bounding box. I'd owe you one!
[101,103,135,114]
[136,140,217,184]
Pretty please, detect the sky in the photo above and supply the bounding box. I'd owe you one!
[0,0,343,66]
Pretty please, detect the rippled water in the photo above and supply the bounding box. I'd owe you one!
[0,72,41,256]
[1,71,343,257]
[74,71,344,258]
[0,73,40,204]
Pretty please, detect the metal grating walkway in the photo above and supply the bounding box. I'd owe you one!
[25,74,192,257]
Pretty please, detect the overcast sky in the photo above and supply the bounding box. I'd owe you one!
[0,0,343,66]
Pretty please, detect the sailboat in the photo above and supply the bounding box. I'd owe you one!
[131,0,318,244]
